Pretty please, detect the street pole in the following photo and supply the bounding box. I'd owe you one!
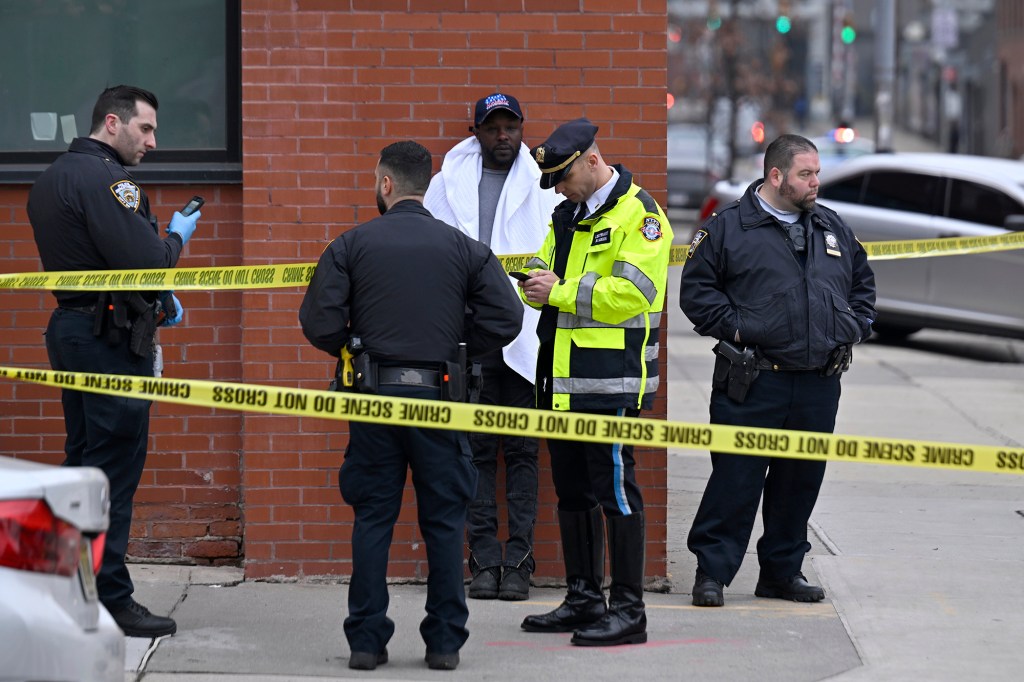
[874,0,896,151]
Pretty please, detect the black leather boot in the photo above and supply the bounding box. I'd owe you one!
[521,506,606,632]
[571,512,647,646]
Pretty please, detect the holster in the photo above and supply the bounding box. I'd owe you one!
[443,360,467,402]
[715,340,760,404]
[467,361,483,404]
[351,352,378,394]
[93,291,156,358]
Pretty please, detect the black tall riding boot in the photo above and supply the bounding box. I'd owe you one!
[571,512,647,646]
[521,506,606,632]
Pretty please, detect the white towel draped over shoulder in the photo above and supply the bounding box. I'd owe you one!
[424,137,560,383]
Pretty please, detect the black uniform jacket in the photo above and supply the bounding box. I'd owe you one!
[680,180,876,370]
[299,200,523,363]
[28,137,183,308]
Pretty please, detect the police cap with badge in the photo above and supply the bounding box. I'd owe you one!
[531,117,598,190]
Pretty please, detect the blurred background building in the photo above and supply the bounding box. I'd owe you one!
[668,0,1019,163]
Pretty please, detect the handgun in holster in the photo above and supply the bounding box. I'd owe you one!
[715,339,760,404]
[93,291,157,358]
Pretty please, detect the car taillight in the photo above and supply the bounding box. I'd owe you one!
[0,499,82,577]
[698,195,720,224]
[91,532,106,575]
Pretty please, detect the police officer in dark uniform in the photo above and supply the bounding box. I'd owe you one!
[679,134,876,607]
[299,140,521,672]
[28,85,201,637]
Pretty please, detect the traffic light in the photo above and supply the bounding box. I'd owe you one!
[840,15,856,44]
[776,0,792,34]
[707,0,722,31]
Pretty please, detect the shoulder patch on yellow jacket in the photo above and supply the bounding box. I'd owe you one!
[641,216,662,241]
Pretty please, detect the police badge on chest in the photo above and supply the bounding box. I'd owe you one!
[823,231,841,257]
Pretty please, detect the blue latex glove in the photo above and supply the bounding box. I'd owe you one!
[160,292,183,327]
[166,210,201,245]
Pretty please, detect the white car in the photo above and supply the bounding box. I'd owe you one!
[0,455,124,682]
[695,153,1024,340]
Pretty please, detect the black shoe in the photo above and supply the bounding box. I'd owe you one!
[348,649,388,671]
[521,592,606,633]
[107,598,177,638]
[425,651,459,670]
[468,566,500,599]
[755,572,825,602]
[571,608,647,647]
[692,569,724,607]
[498,566,531,601]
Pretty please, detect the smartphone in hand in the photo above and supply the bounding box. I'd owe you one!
[180,196,205,216]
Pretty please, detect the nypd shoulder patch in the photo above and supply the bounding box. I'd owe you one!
[110,180,141,212]
[687,228,708,258]
[640,216,662,242]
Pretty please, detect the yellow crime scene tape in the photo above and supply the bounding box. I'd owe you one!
[2,232,1023,291]
[2,365,1022,476]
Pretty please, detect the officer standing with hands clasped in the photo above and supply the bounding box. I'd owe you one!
[516,118,672,647]
[679,134,876,608]
[28,85,201,637]
[299,141,522,672]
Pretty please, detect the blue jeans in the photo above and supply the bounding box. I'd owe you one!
[465,351,538,571]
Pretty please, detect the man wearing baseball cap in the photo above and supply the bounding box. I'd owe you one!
[516,117,672,647]
[424,93,558,602]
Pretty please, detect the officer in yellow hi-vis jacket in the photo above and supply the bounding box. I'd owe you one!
[515,118,672,648]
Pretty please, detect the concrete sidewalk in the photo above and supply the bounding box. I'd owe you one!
[126,562,858,682]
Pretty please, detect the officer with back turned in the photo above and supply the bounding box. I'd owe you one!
[28,84,201,637]
[299,140,522,672]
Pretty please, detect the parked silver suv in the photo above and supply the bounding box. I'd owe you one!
[695,153,1024,340]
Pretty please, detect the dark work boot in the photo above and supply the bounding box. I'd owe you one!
[499,554,534,601]
[468,557,499,598]
[521,506,606,632]
[692,568,725,607]
[107,598,177,638]
[571,512,647,647]
[755,571,825,602]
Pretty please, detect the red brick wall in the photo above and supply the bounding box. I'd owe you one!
[1,0,669,583]
[0,186,246,565]
[240,0,669,581]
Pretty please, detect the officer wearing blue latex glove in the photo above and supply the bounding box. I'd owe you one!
[159,292,183,327]
[166,209,200,245]
[28,84,187,639]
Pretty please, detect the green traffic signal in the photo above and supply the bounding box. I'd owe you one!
[841,25,856,44]
[776,15,792,34]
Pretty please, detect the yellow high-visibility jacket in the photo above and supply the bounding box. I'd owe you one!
[522,166,672,411]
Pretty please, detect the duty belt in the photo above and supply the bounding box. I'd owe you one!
[59,304,98,315]
[755,357,820,373]
[377,367,442,388]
